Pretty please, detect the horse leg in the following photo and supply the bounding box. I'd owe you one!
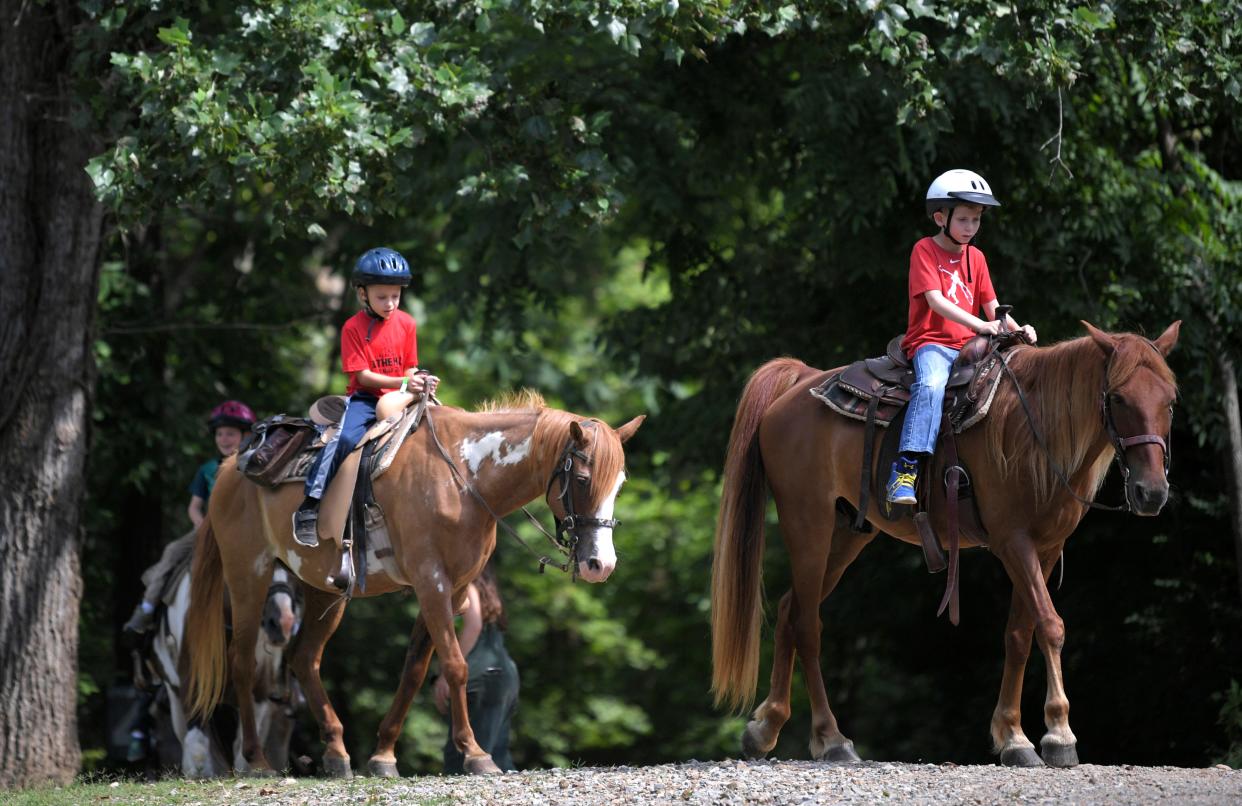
[228,571,277,775]
[741,590,795,759]
[419,579,499,775]
[803,518,872,762]
[996,539,1078,767]
[745,509,874,760]
[990,590,1043,767]
[366,614,434,778]
[288,585,352,778]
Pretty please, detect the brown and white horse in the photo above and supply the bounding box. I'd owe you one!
[185,393,643,777]
[151,561,301,776]
[712,322,1179,766]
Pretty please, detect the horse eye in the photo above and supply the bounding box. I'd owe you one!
[576,475,589,486]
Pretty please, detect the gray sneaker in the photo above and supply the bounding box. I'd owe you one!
[292,508,320,547]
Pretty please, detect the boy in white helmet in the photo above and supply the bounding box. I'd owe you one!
[886,169,1038,505]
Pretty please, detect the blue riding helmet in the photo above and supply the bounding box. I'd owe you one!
[352,247,412,287]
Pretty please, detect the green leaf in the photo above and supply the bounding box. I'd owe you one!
[156,18,192,48]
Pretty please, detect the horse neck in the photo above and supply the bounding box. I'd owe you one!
[451,408,566,516]
[988,337,1114,508]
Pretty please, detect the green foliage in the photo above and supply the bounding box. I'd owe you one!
[74,0,1242,775]
[1216,680,1242,768]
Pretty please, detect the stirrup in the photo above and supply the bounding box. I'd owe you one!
[327,538,354,594]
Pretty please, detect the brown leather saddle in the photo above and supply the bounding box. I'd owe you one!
[811,331,1028,624]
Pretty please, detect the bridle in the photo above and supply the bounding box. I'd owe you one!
[1000,336,1173,513]
[423,404,619,577]
[545,420,621,561]
[1100,383,1172,486]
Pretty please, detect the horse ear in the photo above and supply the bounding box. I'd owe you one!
[1153,320,1181,356]
[1082,320,1116,356]
[570,421,588,446]
[614,415,646,444]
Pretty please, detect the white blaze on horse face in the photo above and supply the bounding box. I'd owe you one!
[458,432,532,476]
[577,471,624,583]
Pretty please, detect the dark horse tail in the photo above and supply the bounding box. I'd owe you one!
[184,517,227,721]
[711,357,813,711]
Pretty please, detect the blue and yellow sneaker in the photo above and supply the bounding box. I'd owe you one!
[886,458,918,505]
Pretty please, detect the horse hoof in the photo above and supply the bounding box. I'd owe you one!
[322,754,353,778]
[741,721,774,759]
[367,758,399,778]
[463,753,501,775]
[1040,739,1080,768]
[999,745,1045,767]
[816,740,862,764]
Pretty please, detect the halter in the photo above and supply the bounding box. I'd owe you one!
[545,421,622,559]
[1001,336,1173,513]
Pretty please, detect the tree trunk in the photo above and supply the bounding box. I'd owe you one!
[1218,352,1242,608]
[0,0,104,789]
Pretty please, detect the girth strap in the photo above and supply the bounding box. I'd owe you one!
[854,387,887,532]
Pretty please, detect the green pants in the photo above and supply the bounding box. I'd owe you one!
[443,623,519,773]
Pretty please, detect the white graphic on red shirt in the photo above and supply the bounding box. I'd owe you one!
[938,266,973,306]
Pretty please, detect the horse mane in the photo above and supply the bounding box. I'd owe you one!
[474,388,547,412]
[984,331,1176,510]
[533,408,627,512]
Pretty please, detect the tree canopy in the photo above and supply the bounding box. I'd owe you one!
[40,0,1242,778]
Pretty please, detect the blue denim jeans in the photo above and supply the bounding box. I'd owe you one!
[899,344,960,456]
[304,393,378,500]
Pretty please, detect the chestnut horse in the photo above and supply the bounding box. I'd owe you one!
[185,393,643,776]
[712,322,1179,767]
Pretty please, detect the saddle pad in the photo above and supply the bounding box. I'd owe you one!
[809,371,906,428]
[266,398,428,487]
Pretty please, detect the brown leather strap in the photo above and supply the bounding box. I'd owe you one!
[937,416,962,625]
[854,388,886,532]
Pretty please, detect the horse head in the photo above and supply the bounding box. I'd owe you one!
[546,415,645,583]
[1084,320,1180,516]
[259,564,300,648]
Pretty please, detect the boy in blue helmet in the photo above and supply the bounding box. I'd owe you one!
[886,170,1037,505]
[293,247,438,547]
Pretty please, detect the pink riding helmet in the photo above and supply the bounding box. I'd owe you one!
[208,400,256,432]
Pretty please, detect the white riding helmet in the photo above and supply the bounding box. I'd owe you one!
[925,169,1001,216]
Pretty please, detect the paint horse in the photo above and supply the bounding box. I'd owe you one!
[712,322,1179,766]
[185,393,643,776]
[151,561,302,776]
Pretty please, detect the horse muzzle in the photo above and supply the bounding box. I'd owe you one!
[1127,476,1168,516]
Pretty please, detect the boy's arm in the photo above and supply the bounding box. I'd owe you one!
[926,290,1001,335]
[188,495,205,528]
[353,368,419,392]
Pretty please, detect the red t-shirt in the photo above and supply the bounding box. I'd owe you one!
[340,309,418,397]
[901,236,997,354]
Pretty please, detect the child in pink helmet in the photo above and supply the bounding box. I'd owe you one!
[123,400,256,635]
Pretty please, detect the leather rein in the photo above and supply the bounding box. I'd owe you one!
[422,403,617,578]
[998,336,1172,514]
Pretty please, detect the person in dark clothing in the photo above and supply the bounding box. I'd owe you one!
[433,563,519,773]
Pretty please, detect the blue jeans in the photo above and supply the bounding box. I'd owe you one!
[304,393,378,500]
[899,344,960,456]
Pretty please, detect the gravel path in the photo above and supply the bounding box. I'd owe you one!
[175,759,1241,805]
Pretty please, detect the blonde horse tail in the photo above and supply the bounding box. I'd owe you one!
[711,357,809,711]
[184,517,227,721]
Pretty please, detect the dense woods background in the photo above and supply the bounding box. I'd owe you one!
[3,0,1242,788]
